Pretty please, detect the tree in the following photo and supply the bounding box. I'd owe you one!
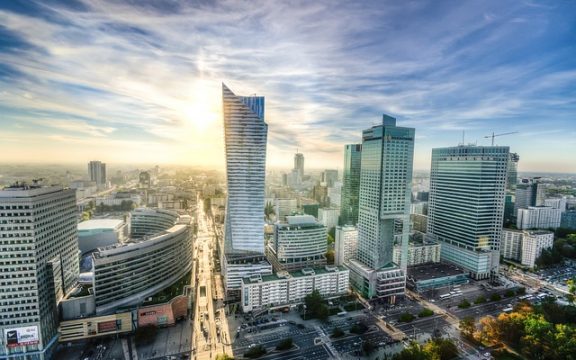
[392,342,429,360]
[276,338,293,350]
[475,295,487,304]
[264,201,275,221]
[504,289,515,298]
[418,308,434,318]
[490,293,501,302]
[303,290,329,321]
[423,338,459,360]
[350,322,369,334]
[331,327,345,338]
[326,249,335,264]
[244,345,267,359]
[399,312,415,323]
[567,278,576,304]
[362,340,376,356]
[460,316,475,339]
[458,299,471,309]
[476,316,501,344]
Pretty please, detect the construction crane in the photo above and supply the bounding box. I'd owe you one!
[484,131,518,146]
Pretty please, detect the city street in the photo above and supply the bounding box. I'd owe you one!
[192,200,232,360]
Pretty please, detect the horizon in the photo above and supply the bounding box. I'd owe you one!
[1,1,575,172]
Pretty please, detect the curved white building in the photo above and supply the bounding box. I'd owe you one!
[130,207,180,238]
[268,215,327,271]
[92,209,193,314]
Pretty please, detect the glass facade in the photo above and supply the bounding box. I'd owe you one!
[427,145,509,279]
[340,144,362,226]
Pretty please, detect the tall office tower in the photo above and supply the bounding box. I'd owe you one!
[321,170,338,187]
[515,178,545,214]
[427,145,509,280]
[347,115,414,301]
[506,153,520,191]
[294,152,304,178]
[340,144,362,225]
[222,84,272,293]
[0,184,79,360]
[88,160,107,187]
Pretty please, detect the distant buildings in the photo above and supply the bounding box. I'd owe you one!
[322,169,338,187]
[501,229,554,268]
[0,185,79,360]
[241,266,349,313]
[267,215,327,271]
[515,178,545,214]
[221,84,272,293]
[348,115,414,301]
[516,206,561,230]
[335,225,358,266]
[294,152,304,178]
[88,160,107,188]
[340,144,362,226]
[274,198,298,222]
[506,153,520,191]
[561,210,576,230]
[318,207,339,231]
[427,145,509,280]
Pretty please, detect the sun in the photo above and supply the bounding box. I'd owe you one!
[182,80,221,133]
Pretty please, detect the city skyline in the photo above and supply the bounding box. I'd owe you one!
[1,1,575,172]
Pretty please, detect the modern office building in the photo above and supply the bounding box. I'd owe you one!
[407,263,469,293]
[516,206,562,230]
[241,266,349,313]
[348,115,414,301]
[392,241,440,266]
[340,144,362,226]
[335,225,358,266]
[328,182,342,207]
[294,152,304,179]
[506,153,519,191]
[0,185,79,360]
[318,207,340,231]
[267,215,327,271]
[130,207,180,238]
[91,211,193,314]
[427,145,509,280]
[222,84,272,293]
[77,219,128,254]
[88,161,107,188]
[561,210,576,230]
[515,178,545,214]
[544,197,567,212]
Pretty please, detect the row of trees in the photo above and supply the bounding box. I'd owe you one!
[536,231,576,267]
[392,338,458,360]
[461,300,576,360]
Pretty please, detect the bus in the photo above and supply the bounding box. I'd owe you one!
[503,307,513,313]
[440,294,452,300]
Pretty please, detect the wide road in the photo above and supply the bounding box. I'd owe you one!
[192,200,232,360]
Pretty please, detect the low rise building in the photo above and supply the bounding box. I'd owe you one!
[241,266,349,312]
[501,229,554,268]
[561,210,576,230]
[392,241,440,266]
[407,263,469,293]
[77,219,128,254]
[501,229,523,261]
[318,207,339,230]
[347,259,405,301]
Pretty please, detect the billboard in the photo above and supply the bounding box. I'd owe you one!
[4,326,39,347]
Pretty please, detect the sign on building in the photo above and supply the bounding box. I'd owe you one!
[4,326,39,347]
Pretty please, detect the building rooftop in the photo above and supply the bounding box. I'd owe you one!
[78,219,124,231]
[242,265,348,284]
[407,262,466,282]
[286,215,317,225]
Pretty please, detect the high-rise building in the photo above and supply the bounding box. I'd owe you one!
[294,152,304,178]
[348,115,414,301]
[222,84,271,293]
[506,153,520,191]
[0,184,79,360]
[266,215,327,271]
[427,145,509,279]
[335,225,358,266]
[515,178,545,214]
[501,229,553,268]
[322,170,338,187]
[318,207,340,231]
[340,144,362,226]
[88,160,107,188]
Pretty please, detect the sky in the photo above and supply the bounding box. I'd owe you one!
[0,0,575,172]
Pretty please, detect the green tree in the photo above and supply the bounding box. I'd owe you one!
[458,299,471,309]
[490,293,502,302]
[276,338,293,350]
[244,345,267,359]
[399,312,415,323]
[475,295,487,304]
[362,340,376,356]
[567,278,576,304]
[331,327,345,338]
[418,308,434,318]
[423,337,459,360]
[264,201,275,221]
[392,342,429,360]
[326,249,335,264]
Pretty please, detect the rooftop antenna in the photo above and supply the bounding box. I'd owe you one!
[459,131,465,146]
[484,131,518,146]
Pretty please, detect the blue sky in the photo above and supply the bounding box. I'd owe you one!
[0,0,575,171]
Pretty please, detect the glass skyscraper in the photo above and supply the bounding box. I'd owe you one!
[427,145,509,279]
[222,84,272,292]
[348,115,414,300]
[340,144,362,226]
[222,83,267,256]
